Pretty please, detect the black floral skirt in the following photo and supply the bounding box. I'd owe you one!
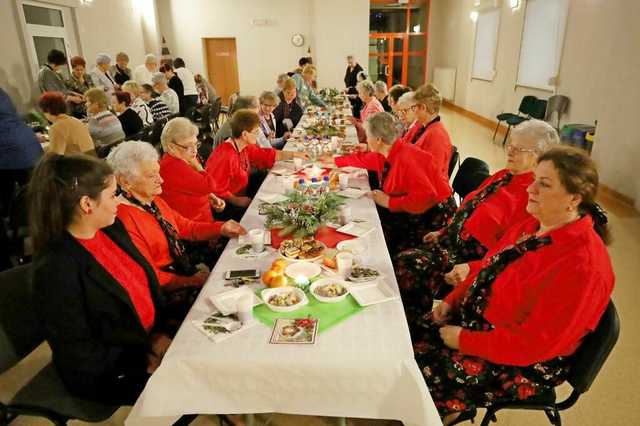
[413,318,569,418]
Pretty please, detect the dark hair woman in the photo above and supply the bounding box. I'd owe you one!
[413,146,614,425]
[38,91,95,155]
[111,90,143,137]
[29,153,171,405]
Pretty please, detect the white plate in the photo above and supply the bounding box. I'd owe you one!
[336,221,375,238]
[284,261,322,280]
[258,193,289,204]
[337,188,366,199]
[310,278,350,303]
[209,287,263,316]
[278,241,326,262]
[348,266,382,283]
[261,287,309,313]
[349,280,398,307]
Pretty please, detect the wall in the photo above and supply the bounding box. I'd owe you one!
[156,0,369,98]
[428,0,640,208]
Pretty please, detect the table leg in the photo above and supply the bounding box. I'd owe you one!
[245,414,255,426]
[337,417,347,426]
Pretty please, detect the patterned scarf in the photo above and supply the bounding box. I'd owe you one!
[121,191,197,275]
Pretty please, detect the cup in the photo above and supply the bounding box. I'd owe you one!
[248,229,265,253]
[339,173,350,190]
[336,252,354,277]
[293,157,304,170]
[236,293,254,325]
[338,205,352,225]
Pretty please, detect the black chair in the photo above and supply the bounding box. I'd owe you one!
[0,265,120,425]
[480,301,620,426]
[210,96,222,132]
[194,104,213,140]
[448,145,460,179]
[529,98,548,120]
[494,96,537,141]
[452,157,490,200]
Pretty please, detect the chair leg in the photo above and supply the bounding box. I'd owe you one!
[501,126,511,146]
[492,121,501,140]
[480,409,497,426]
[544,409,562,426]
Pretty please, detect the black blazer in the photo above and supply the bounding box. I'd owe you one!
[344,63,363,90]
[118,107,143,137]
[274,92,303,138]
[33,219,165,398]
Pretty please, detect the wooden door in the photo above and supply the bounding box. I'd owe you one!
[204,38,240,107]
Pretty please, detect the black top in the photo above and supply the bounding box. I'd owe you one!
[344,63,363,89]
[381,95,392,113]
[118,107,144,137]
[32,219,167,402]
[273,92,303,138]
[168,75,185,113]
[112,65,131,86]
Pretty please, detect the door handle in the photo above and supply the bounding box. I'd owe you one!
[384,65,389,76]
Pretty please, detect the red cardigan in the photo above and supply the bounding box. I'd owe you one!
[446,215,614,366]
[159,154,221,222]
[413,117,452,180]
[117,197,223,286]
[458,169,534,248]
[205,140,276,199]
[335,141,452,214]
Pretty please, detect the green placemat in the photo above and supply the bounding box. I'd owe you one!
[253,290,364,334]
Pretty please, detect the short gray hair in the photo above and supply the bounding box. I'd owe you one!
[277,73,289,84]
[356,80,375,97]
[160,117,198,151]
[364,112,400,145]
[96,53,111,65]
[106,141,159,181]
[231,95,258,114]
[396,91,416,108]
[151,72,167,85]
[374,81,388,96]
[145,54,157,64]
[511,119,560,152]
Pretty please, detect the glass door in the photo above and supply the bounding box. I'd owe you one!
[368,34,404,87]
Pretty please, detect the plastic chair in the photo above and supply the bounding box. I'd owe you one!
[452,157,490,200]
[493,96,537,141]
[480,301,620,426]
[0,265,120,425]
[544,95,570,131]
[448,145,460,179]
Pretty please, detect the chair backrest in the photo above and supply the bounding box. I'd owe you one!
[452,157,490,199]
[544,95,570,121]
[529,98,548,120]
[0,264,43,374]
[567,300,620,394]
[448,145,460,178]
[518,95,538,115]
[211,96,222,121]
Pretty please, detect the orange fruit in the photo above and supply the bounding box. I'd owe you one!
[262,270,279,285]
[271,259,288,270]
[271,264,285,274]
[323,256,337,269]
[269,275,288,288]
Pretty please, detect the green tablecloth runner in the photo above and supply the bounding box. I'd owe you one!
[253,290,364,334]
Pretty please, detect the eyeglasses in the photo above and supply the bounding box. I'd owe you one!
[505,142,538,155]
[261,103,276,108]
[171,141,201,152]
[396,108,409,115]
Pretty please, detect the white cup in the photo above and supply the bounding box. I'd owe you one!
[293,157,304,170]
[336,252,354,277]
[339,173,350,190]
[338,205,352,225]
[236,293,254,325]
[248,229,265,253]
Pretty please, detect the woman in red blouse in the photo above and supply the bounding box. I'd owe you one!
[108,141,245,292]
[159,117,226,222]
[205,109,306,219]
[349,79,385,143]
[325,111,455,256]
[396,119,560,329]
[414,146,614,425]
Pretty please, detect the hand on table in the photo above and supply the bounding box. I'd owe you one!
[283,131,292,140]
[221,220,246,238]
[444,263,470,286]
[439,325,462,350]
[147,333,172,374]
[209,193,226,212]
[366,190,389,208]
[291,151,309,160]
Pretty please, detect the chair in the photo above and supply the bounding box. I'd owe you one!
[448,145,460,179]
[194,104,213,139]
[529,98,548,120]
[493,96,537,141]
[544,95,569,131]
[452,157,490,200]
[0,265,120,425]
[480,301,620,426]
[210,96,222,132]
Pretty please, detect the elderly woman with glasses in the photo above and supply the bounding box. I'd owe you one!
[258,91,286,149]
[108,141,245,292]
[394,91,420,138]
[90,53,117,97]
[396,120,559,331]
[158,117,225,222]
[350,79,385,143]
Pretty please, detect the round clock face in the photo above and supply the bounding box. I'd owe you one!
[291,33,304,47]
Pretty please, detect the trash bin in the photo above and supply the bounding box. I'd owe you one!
[560,124,596,154]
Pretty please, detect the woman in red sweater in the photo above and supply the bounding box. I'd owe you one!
[414,146,614,425]
[158,117,226,222]
[325,111,455,256]
[205,109,306,219]
[395,119,559,330]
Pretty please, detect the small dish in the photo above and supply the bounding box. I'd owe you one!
[284,261,322,280]
[261,287,309,313]
[209,287,263,316]
[349,280,398,307]
[310,278,350,303]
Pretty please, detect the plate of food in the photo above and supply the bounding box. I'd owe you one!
[348,266,381,283]
[279,238,326,262]
[310,278,350,303]
[261,287,309,313]
[284,261,322,280]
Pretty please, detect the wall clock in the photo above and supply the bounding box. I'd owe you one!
[291,33,305,47]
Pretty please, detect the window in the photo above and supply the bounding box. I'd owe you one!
[471,8,501,81]
[516,0,569,91]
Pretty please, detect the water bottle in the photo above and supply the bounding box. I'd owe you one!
[297,178,306,195]
[321,176,330,194]
[310,177,319,197]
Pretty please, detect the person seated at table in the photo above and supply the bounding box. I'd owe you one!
[112,91,144,138]
[395,91,420,138]
[409,83,453,181]
[65,55,95,118]
[396,119,559,330]
[205,109,307,218]
[122,80,155,126]
[84,88,125,150]
[140,83,171,122]
[89,53,117,97]
[291,64,327,109]
[110,51,132,86]
[133,53,158,86]
[413,146,614,425]
[388,84,411,112]
[374,81,392,113]
[274,73,289,95]
[39,91,95,156]
[108,141,245,291]
[29,153,172,405]
[159,117,226,222]
[152,71,180,115]
[37,49,83,107]
[160,64,185,114]
[258,91,287,149]
[213,96,257,147]
[350,80,385,143]
[273,78,303,138]
[324,112,455,256]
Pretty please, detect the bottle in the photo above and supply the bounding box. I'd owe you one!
[321,176,330,194]
[310,177,319,197]
[297,178,306,194]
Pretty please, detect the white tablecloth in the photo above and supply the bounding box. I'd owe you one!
[126,115,441,426]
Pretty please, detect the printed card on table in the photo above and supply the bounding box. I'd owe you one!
[269,318,318,345]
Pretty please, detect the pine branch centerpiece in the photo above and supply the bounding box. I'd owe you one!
[259,191,346,239]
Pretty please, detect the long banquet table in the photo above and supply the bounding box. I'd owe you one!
[126,110,442,426]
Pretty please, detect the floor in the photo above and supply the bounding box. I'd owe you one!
[1,107,638,425]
